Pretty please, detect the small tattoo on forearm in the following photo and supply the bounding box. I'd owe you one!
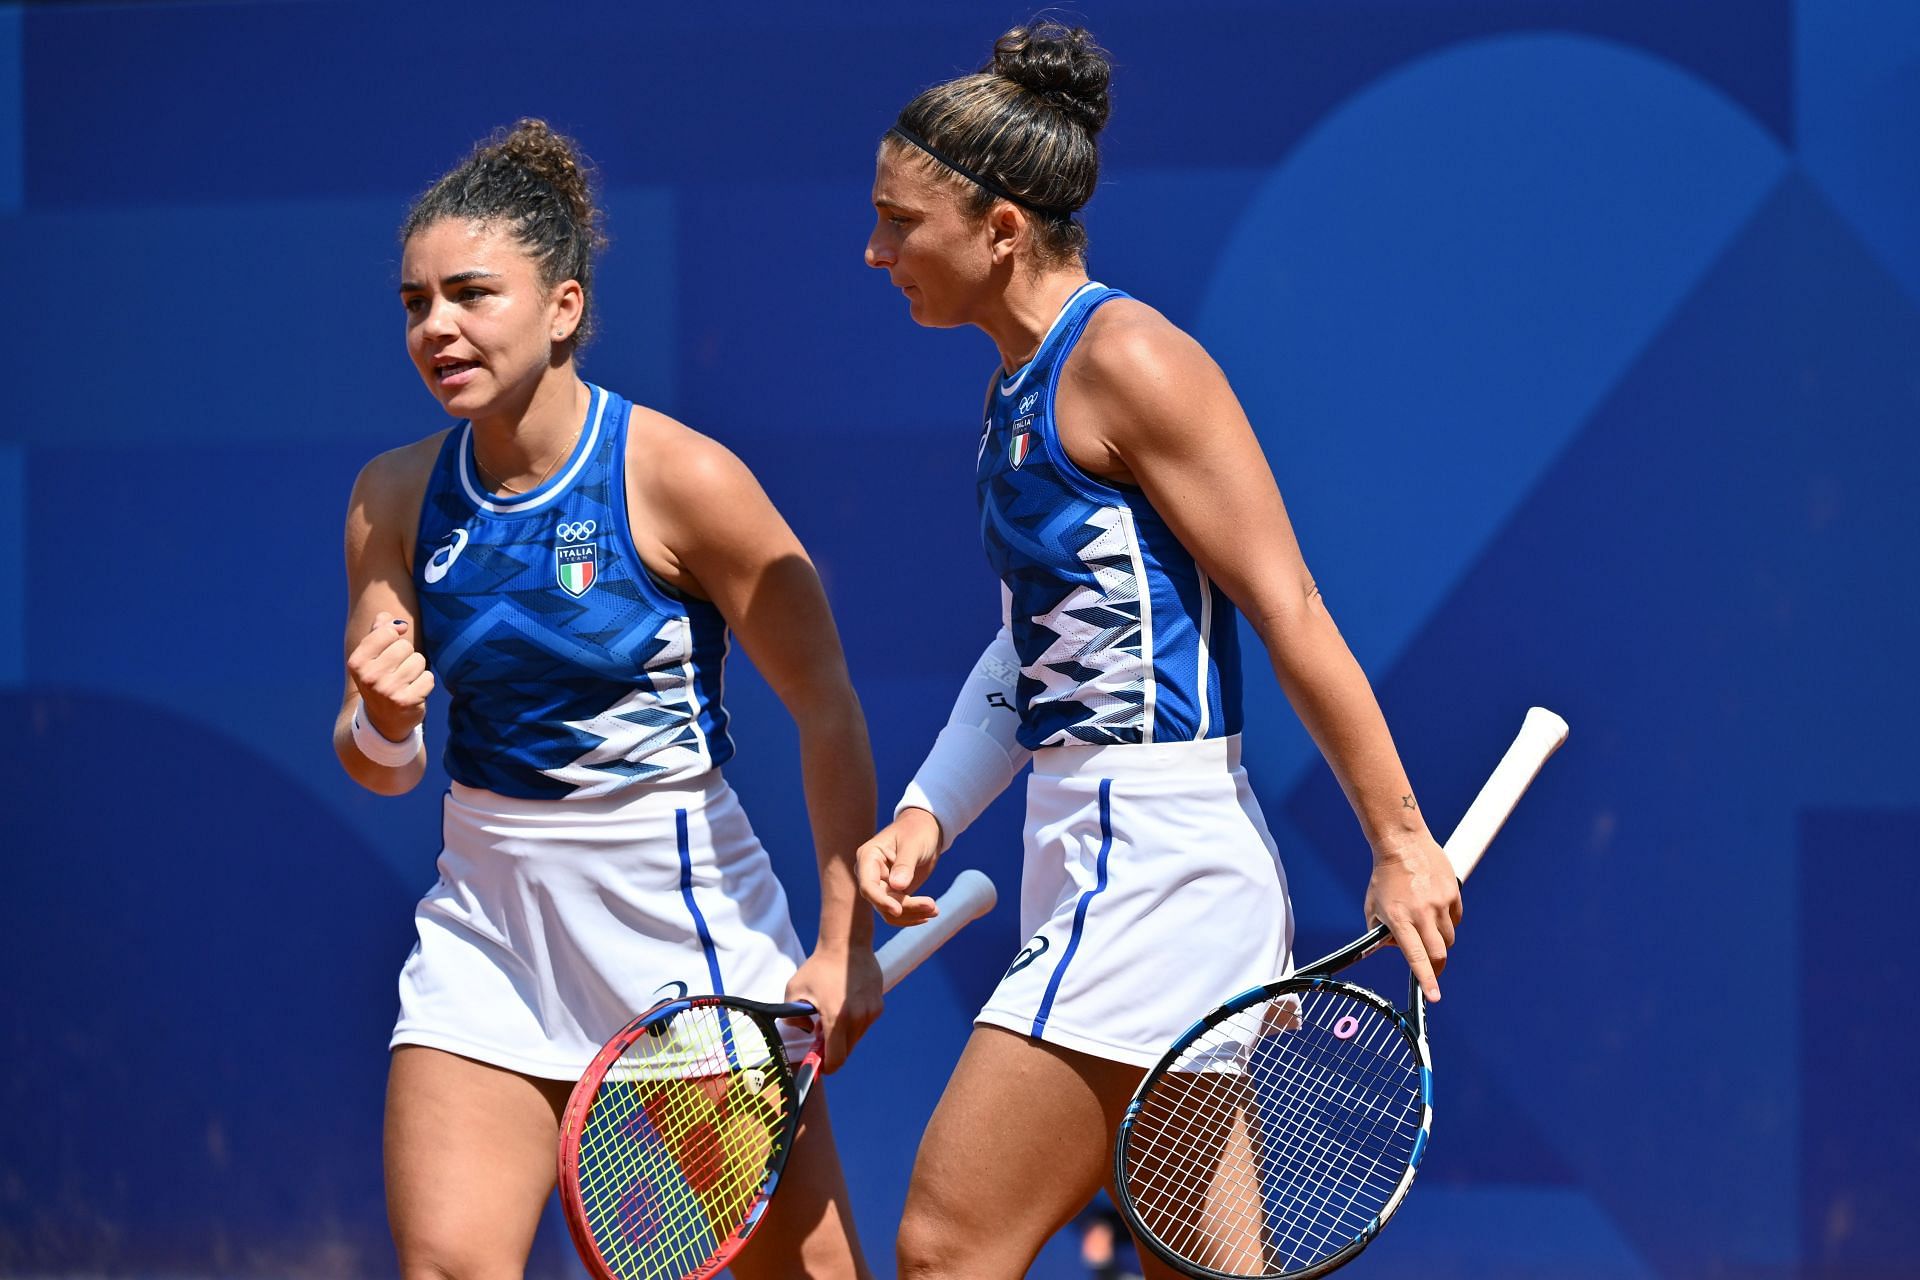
[1402,794,1417,811]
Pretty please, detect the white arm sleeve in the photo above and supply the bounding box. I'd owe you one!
[896,625,1032,853]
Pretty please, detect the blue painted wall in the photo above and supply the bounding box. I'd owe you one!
[3,1,1915,1276]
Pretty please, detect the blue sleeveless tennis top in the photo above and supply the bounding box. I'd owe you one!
[414,384,734,798]
[977,284,1244,750]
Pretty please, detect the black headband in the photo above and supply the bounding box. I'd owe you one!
[888,124,1074,222]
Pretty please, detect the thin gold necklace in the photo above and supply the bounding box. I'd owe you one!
[474,424,581,496]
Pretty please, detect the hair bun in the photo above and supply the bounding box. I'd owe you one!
[494,118,601,245]
[990,22,1112,136]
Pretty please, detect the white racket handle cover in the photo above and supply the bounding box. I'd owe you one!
[873,869,998,992]
[1443,706,1569,883]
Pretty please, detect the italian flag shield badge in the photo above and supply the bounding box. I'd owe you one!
[557,544,597,597]
[1009,420,1034,469]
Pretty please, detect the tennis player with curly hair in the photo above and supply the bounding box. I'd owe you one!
[337,118,880,1279]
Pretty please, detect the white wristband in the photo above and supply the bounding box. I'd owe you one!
[352,703,424,767]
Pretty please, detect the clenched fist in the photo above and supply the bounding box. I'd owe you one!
[348,612,435,742]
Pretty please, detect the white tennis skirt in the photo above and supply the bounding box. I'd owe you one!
[977,735,1294,1067]
[391,773,807,1080]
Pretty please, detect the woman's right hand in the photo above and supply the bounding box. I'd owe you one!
[347,612,435,741]
[856,807,944,925]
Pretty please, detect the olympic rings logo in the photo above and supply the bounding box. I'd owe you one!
[556,520,598,543]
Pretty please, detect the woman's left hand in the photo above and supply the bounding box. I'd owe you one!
[1363,835,1462,1003]
[785,944,885,1073]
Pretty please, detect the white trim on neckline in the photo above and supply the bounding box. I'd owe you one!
[998,282,1105,398]
[457,384,608,516]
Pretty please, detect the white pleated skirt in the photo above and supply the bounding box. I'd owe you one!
[391,773,807,1080]
[977,735,1295,1067]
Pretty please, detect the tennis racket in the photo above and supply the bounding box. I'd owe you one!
[1113,707,1569,1279]
[559,868,997,1280]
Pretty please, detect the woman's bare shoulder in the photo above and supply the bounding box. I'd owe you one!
[624,403,761,507]
[349,429,449,528]
[1071,297,1222,404]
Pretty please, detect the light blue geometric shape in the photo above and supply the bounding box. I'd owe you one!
[1795,0,1920,308]
[1196,34,1786,788]
[1323,171,1920,1276]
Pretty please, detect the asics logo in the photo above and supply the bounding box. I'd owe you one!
[1004,935,1050,979]
[556,519,597,543]
[643,979,692,1035]
[422,528,469,584]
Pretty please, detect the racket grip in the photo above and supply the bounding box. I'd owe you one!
[873,869,998,993]
[1444,706,1569,883]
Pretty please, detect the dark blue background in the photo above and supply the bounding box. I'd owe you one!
[3,1,1916,1276]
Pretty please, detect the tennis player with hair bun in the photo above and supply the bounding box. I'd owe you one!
[855,23,1463,1278]
[336,118,879,1279]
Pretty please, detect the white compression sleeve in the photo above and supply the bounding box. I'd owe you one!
[896,626,1032,852]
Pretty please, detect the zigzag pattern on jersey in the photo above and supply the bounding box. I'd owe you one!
[415,388,731,800]
[976,283,1247,749]
[981,440,1150,747]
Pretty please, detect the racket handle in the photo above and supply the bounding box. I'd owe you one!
[874,869,998,993]
[1444,706,1569,883]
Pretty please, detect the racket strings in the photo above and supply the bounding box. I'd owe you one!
[1121,987,1425,1277]
[573,1005,794,1280]
[1128,1041,1414,1273]
[1129,997,1419,1273]
[1257,1035,1423,1268]
[1157,1019,1418,1272]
